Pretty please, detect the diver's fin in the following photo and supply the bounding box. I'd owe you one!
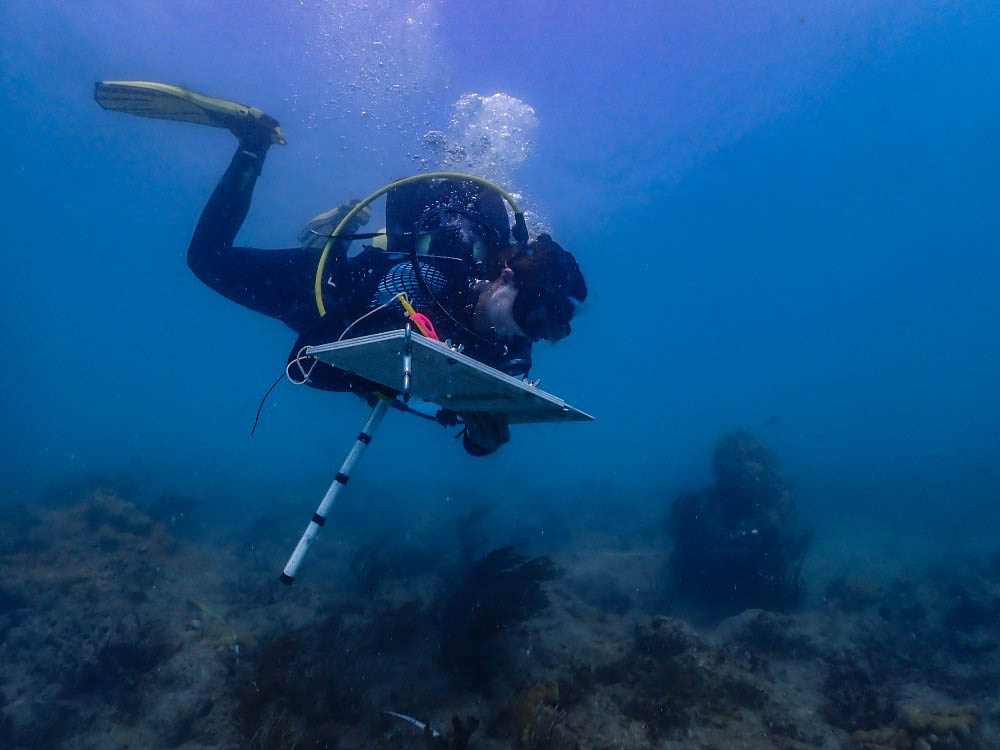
[94,80,286,145]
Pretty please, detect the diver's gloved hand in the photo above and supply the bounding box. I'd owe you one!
[336,199,373,233]
[298,199,373,250]
[460,412,510,456]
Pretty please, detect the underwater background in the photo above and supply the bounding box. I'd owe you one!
[2,1,999,748]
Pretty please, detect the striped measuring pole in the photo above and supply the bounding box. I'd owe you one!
[280,398,392,584]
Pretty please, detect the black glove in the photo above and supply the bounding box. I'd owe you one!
[297,199,373,250]
[460,412,510,455]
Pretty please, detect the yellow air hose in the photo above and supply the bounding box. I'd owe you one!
[313,172,526,317]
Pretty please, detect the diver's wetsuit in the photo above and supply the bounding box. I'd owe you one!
[187,145,337,335]
[187,143,530,453]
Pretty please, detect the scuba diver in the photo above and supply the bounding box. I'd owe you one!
[95,81,588,456]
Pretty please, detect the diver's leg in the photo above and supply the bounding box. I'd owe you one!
[186,136,327,330]
[186,133,377,333]
[186,140,271,288]
[187,109,279,271]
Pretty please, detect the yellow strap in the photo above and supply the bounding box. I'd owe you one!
[385,292,433,338]
[397,295,420,319]
[314,172,523,317]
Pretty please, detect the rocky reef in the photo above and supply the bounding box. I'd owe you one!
[667,431,812,617]
[0,480,998,748]
[854,703,982,750]
[0,491,238,748]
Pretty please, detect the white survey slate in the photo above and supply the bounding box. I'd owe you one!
[306,330,593,424]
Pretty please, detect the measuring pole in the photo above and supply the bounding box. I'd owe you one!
[280,398,391,584]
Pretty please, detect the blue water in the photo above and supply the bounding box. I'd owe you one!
[2,0,998,566]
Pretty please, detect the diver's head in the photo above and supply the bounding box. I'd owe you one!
[415,206,504,263]
[386,177,510,261]
[473,234,587,343]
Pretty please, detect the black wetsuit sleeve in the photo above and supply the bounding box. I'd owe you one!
[186,145,323,333]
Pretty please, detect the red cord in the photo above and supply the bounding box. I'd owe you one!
[408,312,440,341]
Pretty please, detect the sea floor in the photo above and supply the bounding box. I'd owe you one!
[1,488,997,749]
